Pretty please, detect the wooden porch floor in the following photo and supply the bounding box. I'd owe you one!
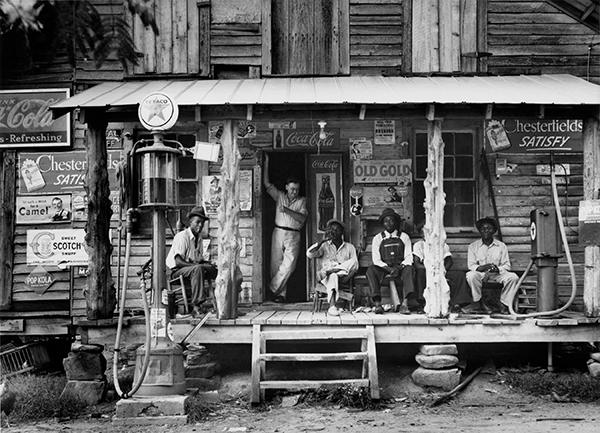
[170,306,600,345]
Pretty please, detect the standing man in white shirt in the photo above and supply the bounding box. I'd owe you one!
[366,208,415,314]
[263,153,308,303]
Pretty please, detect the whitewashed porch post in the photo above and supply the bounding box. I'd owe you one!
[422,116,451,317]
[215,119,242,319]
[583,117,600,318]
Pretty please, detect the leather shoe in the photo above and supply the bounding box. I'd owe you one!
[374,305,385,314]
[273,296,286,303]
[397,304,410,314]
[499,305,510,315]
[480,303,492,315]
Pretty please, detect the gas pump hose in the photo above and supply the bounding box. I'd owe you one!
[113,208,152,398]
[506,166,577,318]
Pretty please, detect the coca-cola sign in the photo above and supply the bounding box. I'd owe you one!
[0,89,70,148]
[274,128,340,150]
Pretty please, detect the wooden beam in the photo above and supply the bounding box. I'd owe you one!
[0,150,16,310]
[485,104,493,120]
[359,104,366,120]
[247,105,253,121]
[583,117,600,318]
[423,119,451,318]
[195,106,202,122]
[539,104,545,119]
[426,104,435,121]
[214,120,242,319]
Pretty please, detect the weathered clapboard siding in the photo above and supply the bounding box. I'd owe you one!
[349,0,405,76]
[487,0,600,84]
[129,0,206,76]
[211,24,262,68]
[488,151,586,310]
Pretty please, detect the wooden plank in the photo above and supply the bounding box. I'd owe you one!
[173,0,188,73]
[296,310,314,325]
[280,310,302,325]
[338,0,350,74]
[261,328,368,341]
[260,352,367,362]
[250,311,277,325]
[158,0,173,73]
[250,324,262,403]
[0,319,24,332]
[260,378,370,389]
[261,0,272,74]
[265,311,290,325]
[366,325,379,399]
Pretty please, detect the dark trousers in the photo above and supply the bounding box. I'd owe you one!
[414,268,472,307]
[366,265,416,306]
[171,264,218,307]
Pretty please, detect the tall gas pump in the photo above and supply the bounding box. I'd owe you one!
[530,209,562,313]
[131,92,186,396]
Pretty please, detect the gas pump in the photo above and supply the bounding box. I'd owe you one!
[530,209,562,312]
[113,92,187,398]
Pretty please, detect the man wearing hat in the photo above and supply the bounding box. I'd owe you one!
[166,206,218,316]
[463,217,519,314]
[366,208,416,314]
[306,219,358,316]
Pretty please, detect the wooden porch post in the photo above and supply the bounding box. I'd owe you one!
[583,117,600,318]
[0,150,16,310]
[83,110,117,320]
[422,118,450,318]
[215,119,242,319]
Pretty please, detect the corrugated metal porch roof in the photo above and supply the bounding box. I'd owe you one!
[51,74,600,115]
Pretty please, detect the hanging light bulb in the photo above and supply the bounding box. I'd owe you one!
[318,121,327,140]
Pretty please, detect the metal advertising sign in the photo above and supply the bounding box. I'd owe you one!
[25,265,55,295]
[273,128,340,151]
[18,150,121,194]
[16,194,72,225]
[484,118,583,153]
[138,92,179,131]
[26,229,88,267]
[579,200,600,246]
[0,88,70,148]
[353,159,412,184]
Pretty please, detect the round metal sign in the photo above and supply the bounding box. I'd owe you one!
[138,92,179,131]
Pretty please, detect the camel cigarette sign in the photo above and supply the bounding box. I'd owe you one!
[0,89,70,148]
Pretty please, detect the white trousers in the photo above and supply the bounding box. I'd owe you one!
[269,228,301,298]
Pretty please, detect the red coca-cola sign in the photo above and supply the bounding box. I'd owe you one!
[275,128,340,150]
[0,89,70,148]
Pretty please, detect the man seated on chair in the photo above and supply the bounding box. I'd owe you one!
[306,219,358,316]
[463,216,519,315]
[366,208,416,315]
[412,222,472,313]
[166,206,217,316]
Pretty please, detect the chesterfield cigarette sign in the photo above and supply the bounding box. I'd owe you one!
[0,89,70,148]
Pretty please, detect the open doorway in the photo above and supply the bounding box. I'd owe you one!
[262,152,307,303]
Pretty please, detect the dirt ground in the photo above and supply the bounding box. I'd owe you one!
[4,367,599,433]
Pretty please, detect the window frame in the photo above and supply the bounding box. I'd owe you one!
[412,129,479,234]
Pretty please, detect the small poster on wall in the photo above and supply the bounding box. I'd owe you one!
[16,194,72,224]
[374,120,395,145]
[350,137,373,160]
[202,175,222,215]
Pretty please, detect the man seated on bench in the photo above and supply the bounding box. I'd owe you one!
[307,219,358,316]
[412,222,472,313]
[166,206,218,316]
[463,216,519,315]
[366,208,416,315]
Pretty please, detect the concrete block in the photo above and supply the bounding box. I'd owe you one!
[115,395,188,419]
[415,354,459,369]
[588,361,600,378]
[60,380,106,405]
[63,351,106,381]
[112,415,188,426]
[419,344,458,356]
[186,351,212,366]
[411,366,461,391]
[590,352,600,362]
[185,361,219,378]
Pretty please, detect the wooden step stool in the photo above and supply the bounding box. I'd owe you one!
[250,325,380,403]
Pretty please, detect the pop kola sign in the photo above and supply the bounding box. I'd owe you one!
[485,118,583,153]
[0,89,70,148]
[26,229,88,267]
[25,265,55,295]
[353,159,412,184]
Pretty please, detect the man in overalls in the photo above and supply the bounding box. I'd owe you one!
[366,208,416,314]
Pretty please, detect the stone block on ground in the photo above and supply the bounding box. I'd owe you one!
[419,344,458,356]
[63,352,107,381]
[588,361,600,378]
[415,354,459,369]
[185,361,220,378]
[590,352,600,362]
[411,366,461,391]
[186,351,213,366]
[115,395,189,419]
[60,379,106,405]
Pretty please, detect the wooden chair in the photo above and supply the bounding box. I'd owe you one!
[167,274,190,315]
[312,281,354,312]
